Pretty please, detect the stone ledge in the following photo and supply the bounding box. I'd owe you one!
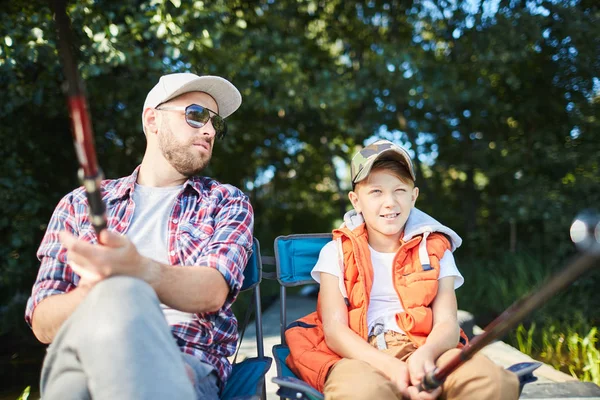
[520,382,600,399]
[473,325,578,384]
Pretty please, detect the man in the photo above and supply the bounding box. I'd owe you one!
[25,73,253,400]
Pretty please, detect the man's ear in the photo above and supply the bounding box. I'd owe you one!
[411,186,419,206]
[143,108,159,135]
[348,190,361,213]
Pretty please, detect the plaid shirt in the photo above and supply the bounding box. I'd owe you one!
[25,166,254,386]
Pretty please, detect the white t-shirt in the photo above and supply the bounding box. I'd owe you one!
[311,241,464,334]
[128,183,196,325]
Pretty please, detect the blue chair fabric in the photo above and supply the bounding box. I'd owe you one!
[271,234,330,399]
[274,234,332,287]
[222,238,271,400]
[272,345,294,378]
[242,238,262,291]
[221,357,272,400]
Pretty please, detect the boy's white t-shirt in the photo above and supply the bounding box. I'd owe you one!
[311,241,464,334]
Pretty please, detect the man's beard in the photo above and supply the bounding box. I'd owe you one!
[158,121,211,177]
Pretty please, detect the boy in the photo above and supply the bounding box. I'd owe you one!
[285,140,520,400]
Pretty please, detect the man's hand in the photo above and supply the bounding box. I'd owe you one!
[60,230,158,283]
[406,345,442,400]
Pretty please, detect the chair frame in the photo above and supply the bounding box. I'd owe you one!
[274,233,332,346]
[240,237,266,359]
[221,237,271,400]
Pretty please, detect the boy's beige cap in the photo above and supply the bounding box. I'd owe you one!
[350,139,416,184]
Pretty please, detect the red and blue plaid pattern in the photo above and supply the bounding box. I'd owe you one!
[25,166,254,386]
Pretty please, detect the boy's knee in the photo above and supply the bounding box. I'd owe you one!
[326,380,398,400]
[325,360,400,400]
[444,354,520,400]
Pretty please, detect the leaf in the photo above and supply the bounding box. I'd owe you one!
[109,24,119,37]
[17,386,30,400]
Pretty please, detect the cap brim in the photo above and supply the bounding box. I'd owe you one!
[353,149,416,183]
[159,76,242,119]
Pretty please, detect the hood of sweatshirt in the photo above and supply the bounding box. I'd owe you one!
[341,207,462,251]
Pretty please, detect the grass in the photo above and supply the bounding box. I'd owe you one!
[457,251,600,385]
[16,387,29,400]
[513,321,600,385]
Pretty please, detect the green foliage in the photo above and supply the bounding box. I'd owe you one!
[0,0,598,393]
[457,251,600,328]
[458,250,600,386]
[16,386,30,400]
[516,323,536,357]
[513,320,600,385]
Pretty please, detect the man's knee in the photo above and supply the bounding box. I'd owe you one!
[87,276,156,309]
[76,276,162,340]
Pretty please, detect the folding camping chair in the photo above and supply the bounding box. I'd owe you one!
[221,238,272,400]
[269,233,331,400]
[268,234,542,400]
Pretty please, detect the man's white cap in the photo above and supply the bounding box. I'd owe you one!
[143,73,242,119]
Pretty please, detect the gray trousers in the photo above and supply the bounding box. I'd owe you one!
[40,276,220,400]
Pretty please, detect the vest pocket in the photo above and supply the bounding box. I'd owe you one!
[403,268,437,285]
[287,321,318,329]
[285,312,341,392]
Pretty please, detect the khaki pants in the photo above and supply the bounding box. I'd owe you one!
[323,331,520,400]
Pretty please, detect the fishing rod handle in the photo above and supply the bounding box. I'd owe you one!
[415,367,445,392]
[78,169,107,234]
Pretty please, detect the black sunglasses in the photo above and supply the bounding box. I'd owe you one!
[156,104,227,139]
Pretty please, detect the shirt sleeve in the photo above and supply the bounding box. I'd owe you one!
[196,191,254,299]
[310,240,340,283]
[25,193,80,327]
[438,250,464,289]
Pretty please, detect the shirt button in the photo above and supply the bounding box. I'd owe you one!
[172,219,178,224]
[170,250,176,256]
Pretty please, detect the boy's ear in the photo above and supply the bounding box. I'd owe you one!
[411,186,419,206]
[348,191,361,213]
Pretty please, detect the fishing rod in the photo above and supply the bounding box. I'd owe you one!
[49,0,107,235]
[419,210,600,392]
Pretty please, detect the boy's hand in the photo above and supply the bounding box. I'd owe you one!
[406,345,442,399]
[406,385,442,400]
[407,345,437,385]
[60,230,157,284]
[383,357,412,398]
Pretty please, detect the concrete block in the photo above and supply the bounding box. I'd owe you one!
[521,382,600,399]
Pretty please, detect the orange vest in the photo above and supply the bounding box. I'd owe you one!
[285,224,466,392]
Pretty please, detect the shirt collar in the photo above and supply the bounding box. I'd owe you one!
[183,175,205,196]
[105,165,205,202]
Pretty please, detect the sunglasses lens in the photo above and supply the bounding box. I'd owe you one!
[184,105,227,138]
[211,115,227,138]
[186,105,210,128]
